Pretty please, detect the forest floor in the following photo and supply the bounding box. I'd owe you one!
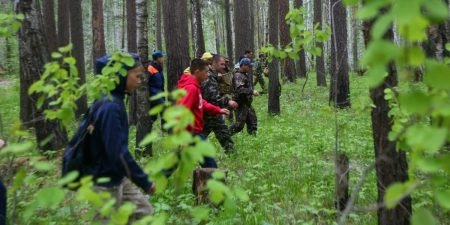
[0,73,446,225]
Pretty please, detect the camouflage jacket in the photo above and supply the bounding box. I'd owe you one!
[201,68,230,108]
[232,71,254,105]
[254,59,268,76]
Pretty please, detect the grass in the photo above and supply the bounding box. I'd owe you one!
[0,73,447,224]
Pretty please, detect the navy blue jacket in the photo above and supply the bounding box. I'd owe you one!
[82,62,152,192]
[0,179,5,225]
[147,61,165,106]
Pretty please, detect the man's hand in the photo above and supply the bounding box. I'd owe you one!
[253,90,260,96]
[147,183,156,194]
[228,100,238,109]
[220,108,230,116]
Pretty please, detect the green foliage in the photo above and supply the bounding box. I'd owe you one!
[359,0,450,223]
[260,7,331,63]
[0,13,23,36]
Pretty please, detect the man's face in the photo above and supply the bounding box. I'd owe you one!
[126,66,144,92]
[241,64,250,73]
[246,52,254,59]
[194,66,209,82]
[213,57,226,73]
[156,56,164,64]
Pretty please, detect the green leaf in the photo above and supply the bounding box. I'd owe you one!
[35,187,66,209]
[416,157,441,173]
[190,206,210,223]
[343,0,358,6]
[58,171,79,186]
[412,208,436,225]
[435,190,450,209]
[398,90,430,115]
[423,0,449,22]
[371,14,393,40]
[234,188,250,202]
[424,60,450,90]
[149,104,164,116]
[58,43,73,53]
[385,182,410,208]
[139,132,158,147]
[405,125,447,154]
[51,52,63,59]
[212,171,226,180]
[364,65,387,88]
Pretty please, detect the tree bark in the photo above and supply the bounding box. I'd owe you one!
[234,0,253,61]
[268,0,280,115]
[92,0,106,63]
[163,0,190,91]
[279,0,296,82]
[42,0,57,53]
[294,0,307,78]
[314,0,326,86]
[57,0,70,47]
[225,0,233,64]
[329,0,350,108]
[17,0,68,150]
[70,0,87,116]
[362,17,412,225]
[136,0,152,155]
[127,0,138,125]
[191,0,205,58]
[156,0,163,51]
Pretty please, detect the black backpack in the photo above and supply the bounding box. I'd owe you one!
[62,100,104,189]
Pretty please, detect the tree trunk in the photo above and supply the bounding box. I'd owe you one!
[57,0,70,47]
[362,17,412,225]
[42,0,57,53]
[351,6,359,72]
[294,0,307,78]
[314,0,326,86]
[17,0,68,150]
[268,0,280,115]
[92,0,106,63]
[329,0,350,108]
[234,0,253,61]
[163,0,190,91]
[127,0,138,125]
[70,0,88,117]
[191,0,205,58]
[136,0,152,155]
[225,0,233,64]
[213,4,220,54]
[156,0,163,51]
[279,0,296,82]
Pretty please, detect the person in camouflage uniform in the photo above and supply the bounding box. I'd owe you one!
[201,55,238,153]
[253,53,268,94]
[230,58,259,135]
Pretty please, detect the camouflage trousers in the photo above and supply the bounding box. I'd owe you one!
[203,115,235,153]
[230,104,257,135]
[253,73,266,92]
[95,179,153,224]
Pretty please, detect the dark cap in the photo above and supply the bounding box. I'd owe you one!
[152,50,164,60]
[95,53,142,75]
[239,57,253,67]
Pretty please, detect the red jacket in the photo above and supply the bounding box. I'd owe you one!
[177,73,222,133]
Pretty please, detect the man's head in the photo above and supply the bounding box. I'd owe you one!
[239,57,253,73]
[152,50,164,64]
[259,53,266,60]
[95,53,144,94]
[244,50,254,59]
[211,55,226,73]
[201,52,214,65]
[190,58,209,82]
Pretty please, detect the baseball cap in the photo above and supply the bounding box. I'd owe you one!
[201,52,214,61]
[239,57,253,67]
[152,50,164,60]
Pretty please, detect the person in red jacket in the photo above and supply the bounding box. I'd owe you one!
[177,58,230,168]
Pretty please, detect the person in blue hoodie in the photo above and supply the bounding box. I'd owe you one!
[82,53,155,222]
[147,50,166,127]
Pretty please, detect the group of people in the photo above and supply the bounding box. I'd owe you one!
[60,49,270,223]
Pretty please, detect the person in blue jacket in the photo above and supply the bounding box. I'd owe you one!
[147,50,166,126]
[83,53,155,222]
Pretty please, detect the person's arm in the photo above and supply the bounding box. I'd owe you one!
[98,103,153,192]
[202,99,222,115]
[201,77,229,108]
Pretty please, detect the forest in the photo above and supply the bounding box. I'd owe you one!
[1,0,450,224]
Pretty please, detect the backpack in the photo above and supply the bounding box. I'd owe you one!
[218,72,233,95]
[62,100,104,189]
